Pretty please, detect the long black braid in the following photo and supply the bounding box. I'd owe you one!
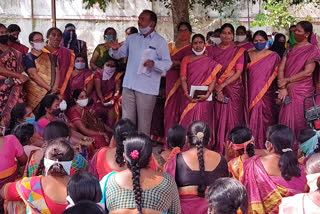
[195,141,206,197]
[131,160,142,214]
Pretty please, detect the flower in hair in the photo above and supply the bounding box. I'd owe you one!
[236,208,243,214]
[130,150,140,159]
[196,132,204,140]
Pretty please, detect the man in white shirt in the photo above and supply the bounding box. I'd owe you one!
[108,10,172,136]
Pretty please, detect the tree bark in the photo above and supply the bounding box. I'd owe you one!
[171,0,190,40]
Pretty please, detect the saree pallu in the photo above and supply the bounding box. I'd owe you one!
[246,52,280,149]
[92,72,123,128]
[228,156,244,181]
[25,52,56,110]
[164,44,192,147]
[0,48,24,128]
[15,176,52,214]
[279,45,320,138]
[212,46,246,154]
[242,155,306,214]
[43,47,75,95]
[179,56,222,150]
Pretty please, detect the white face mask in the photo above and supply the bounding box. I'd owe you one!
[139,25,152,35]
[59,100,67,111]
[236,35,247,42]
[307,173,320,192]
[210,37,221,45]
[76,98,88,107]
[192,47,206,56]
[32,42,45,51]
[44,158,72,176]
[74,62,86,70]
[102,66,116,81]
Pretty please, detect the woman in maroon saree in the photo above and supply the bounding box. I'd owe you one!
[246,30,281,149]
[278,21,320,138]
[242,124,306,214]
[43,27,75,96]
[0,24,27,128]
[92,58,122,128]
[66,55,94,102]
[212,23,246,154]
[164,22,193,146]
[179,34,222,150]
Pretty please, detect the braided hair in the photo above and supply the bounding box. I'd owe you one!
[187,121,211,198]
[124,133,153,214]
[114,119,136,167]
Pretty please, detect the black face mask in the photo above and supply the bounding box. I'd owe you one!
[8,35,18,42]
[53,109,62,117]
[0,35,9,45]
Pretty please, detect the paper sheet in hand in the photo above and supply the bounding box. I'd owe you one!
[189,85,212,101]
[138,48,156,76]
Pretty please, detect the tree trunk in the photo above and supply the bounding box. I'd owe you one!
[171,0,190,40]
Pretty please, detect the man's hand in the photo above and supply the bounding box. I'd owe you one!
[144,60,155,68]
[108,39,120,50]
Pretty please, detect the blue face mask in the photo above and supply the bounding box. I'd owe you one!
[254,42,267,51]
[105,35,115,42]
[26,117,36,124]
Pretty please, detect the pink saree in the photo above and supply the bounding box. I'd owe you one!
[164,44,193,147]
[279,45,320,137]
[246,52,280,148]
[238,42,254,50]
[212,45,246,153]
[242,155,306,214]
[179,56,222,150]
[65,69,93,102]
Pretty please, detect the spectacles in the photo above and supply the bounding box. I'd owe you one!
[33,39,44,42]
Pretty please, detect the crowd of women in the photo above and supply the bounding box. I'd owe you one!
[1,15,320,213]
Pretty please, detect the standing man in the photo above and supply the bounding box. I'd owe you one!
[108,10,172,136]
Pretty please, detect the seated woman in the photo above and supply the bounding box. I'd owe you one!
[297,128,320,164]
[164,121,229,213]
[160,125,186,170]
[66,172,102,209]
[12,122,42,158]
[226,126,267,181]
[26,121,88,177]
[0,116,27,208]
[207,178,248,214]
[1,138,74,214]
[90,118,136,180]
[242,124,307,214]
[9,103,36,129]
[279,153,320,214]
[93,58,122,127]
[100,133,181,214]
[67,89,110,157]
[35,94,92,157]
[66,54,94,102]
